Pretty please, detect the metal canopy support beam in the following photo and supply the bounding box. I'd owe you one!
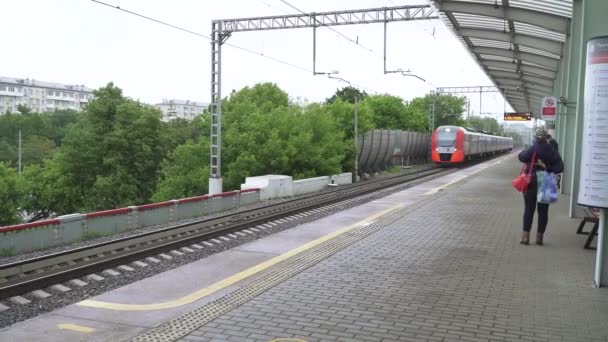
[494,78,553,92]
[498,85,548,98]
[459,27,563,55]
[437,1,569,34]
[221,5,437,33]
[472,46,559,70]
[487,70,555,87]
[482,60,556,79]
[436,86,499,93]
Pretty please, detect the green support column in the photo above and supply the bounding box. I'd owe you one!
[557,32,572,194]
[555,39,568,156]
[569,0,608,220]
[554,54,563,142]
[564,0,584,213]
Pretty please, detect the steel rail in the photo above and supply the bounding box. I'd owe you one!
[0,166,451,300]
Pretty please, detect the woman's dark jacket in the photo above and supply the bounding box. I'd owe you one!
[518,139,564,185]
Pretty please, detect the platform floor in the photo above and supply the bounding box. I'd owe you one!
[3,154,608,342]
[163,155,608,342]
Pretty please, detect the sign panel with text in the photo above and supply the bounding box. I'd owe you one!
[541,96,557,121]
[504,112,532,121]
[578,36,608,209]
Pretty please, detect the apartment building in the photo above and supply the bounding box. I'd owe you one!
[0,76,93,114]
[155,99,208,121]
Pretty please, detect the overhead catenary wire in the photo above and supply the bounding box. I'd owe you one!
[282,0,439,89]
[89,0,384,94]
[279,0,374,53]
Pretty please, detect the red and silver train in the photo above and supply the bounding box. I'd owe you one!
[431,126,513,165]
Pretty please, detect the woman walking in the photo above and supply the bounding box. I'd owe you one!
[518,127,564,245]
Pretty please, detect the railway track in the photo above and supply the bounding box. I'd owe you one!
[0,166,453,301]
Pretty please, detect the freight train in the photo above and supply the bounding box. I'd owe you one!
[431,126,513,165]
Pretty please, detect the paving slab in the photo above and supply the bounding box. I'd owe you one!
[0,314,145,342]
[170,155,608,342]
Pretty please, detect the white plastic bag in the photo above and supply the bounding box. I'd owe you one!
[537,171,558,204]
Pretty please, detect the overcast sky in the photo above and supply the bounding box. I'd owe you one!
[1,0,523,123]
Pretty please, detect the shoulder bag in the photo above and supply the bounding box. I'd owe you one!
[512,151,536,192]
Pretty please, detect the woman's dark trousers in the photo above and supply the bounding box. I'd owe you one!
[523,182,549,233]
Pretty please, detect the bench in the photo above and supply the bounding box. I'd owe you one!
[577,208,599,249]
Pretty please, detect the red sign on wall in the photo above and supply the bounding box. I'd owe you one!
[541,97,557,120]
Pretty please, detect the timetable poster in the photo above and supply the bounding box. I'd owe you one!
[579,36,608,208]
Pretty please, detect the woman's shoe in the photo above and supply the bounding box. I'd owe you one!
[536,233,544,245]
[520,232,530,245]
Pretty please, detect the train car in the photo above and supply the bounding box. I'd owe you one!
[431,125,513,165]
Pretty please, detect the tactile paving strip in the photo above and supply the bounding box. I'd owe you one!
[129,192,445,342]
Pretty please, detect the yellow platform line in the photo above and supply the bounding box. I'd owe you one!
[57,324,96,333]
[77,205,403,311]
[424,175,468,195]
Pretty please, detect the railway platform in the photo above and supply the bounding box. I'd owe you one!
[2,153,608,342]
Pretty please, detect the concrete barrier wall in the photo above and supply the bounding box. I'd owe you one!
[1,168,358,254]
[0,189,260,254]
[243,172,353,200]
[86,208,134,236]
[293,176,330,196]
[241,175,293,200]
[0,219,61,254]
[333,173,353,185]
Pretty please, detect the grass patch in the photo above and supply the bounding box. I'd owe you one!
[385,166,403,173]
[81,231,105,241]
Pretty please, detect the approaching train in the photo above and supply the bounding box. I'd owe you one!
[431,126,513,165]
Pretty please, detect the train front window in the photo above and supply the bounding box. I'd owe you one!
[437,130,456,147]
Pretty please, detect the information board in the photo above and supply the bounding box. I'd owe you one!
[578,36,608,209]
[504,112,531,121]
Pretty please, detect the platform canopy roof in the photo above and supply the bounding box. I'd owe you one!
[430,0,572,118]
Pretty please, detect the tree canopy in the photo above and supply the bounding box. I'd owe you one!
[3,82,472,225]
[326,86,368,104]
[408,93,467,128]
[0,163,20,225]
[465,115,504,134]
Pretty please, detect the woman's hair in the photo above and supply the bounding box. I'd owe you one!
[535,127,549,142]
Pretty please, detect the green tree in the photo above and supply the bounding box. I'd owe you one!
[0,109,78,167]
[47,110,79,146]
[19,156,78,221]
[219,83,347,189]
[362,94,427,131]
[152,139,210,201]
[57,83,165,211]
[326,86,369,104]
[21,135,56,164]
[0,141,17,166]
[323,99,373,140]
[0,163,20,225]
[408,94,466,129]
[161,116,206,157]
[363,94,407,129]
[465,115,503,134]
[17,104,31,115]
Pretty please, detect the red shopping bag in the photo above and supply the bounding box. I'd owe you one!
[512,151,536,192]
